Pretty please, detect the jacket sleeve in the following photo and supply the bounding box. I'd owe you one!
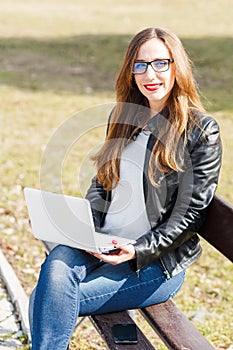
[85,176,111,231]
[134,117,222,271]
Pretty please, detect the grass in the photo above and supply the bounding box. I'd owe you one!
[1,0,233,349]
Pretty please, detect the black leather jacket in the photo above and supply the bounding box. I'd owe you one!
[86,109,222,278]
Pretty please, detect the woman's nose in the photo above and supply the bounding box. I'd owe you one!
[145,64,157,79]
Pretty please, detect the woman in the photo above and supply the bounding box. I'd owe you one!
[29,27,222,349]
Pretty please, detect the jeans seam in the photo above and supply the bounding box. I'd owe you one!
[62,276,79,347]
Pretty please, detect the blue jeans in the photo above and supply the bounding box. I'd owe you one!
[29,245,185,350]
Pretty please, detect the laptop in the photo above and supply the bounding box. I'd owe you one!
[24,188,135,253]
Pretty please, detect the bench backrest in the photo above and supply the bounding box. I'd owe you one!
[199,194,233,262]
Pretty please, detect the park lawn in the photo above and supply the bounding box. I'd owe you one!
[0,0,233,349]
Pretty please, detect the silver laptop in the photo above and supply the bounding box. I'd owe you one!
[24,188,135,253]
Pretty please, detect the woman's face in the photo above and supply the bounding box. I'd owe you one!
[134,38,175,112]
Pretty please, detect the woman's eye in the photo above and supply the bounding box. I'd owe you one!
[154,61,166,67]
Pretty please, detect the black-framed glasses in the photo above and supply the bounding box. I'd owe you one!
[132,58,174,74]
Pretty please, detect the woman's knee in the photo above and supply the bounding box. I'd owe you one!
[37,246,76,290]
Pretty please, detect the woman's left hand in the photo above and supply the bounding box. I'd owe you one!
[87,244,136,265]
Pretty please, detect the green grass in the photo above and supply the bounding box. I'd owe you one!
[1,0,233,349]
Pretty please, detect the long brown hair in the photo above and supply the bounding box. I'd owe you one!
[92,27,205,190]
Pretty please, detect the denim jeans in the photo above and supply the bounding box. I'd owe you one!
[29,245,185,350]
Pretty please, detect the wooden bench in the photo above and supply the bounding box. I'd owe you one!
[90,194,233,350]
[44,194,233,350]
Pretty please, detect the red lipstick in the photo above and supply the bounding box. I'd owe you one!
[144,83,162,91]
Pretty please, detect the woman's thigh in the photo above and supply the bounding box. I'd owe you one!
[79,260,185,316]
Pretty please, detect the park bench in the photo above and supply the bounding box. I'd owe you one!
[43,194,233,350]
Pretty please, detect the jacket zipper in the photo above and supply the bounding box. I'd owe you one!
[136,269,141,279]
[160,258,171,279]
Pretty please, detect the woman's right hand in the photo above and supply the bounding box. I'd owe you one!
[87,244,136,265]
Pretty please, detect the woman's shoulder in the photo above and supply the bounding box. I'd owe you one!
[190,108,219,129]
[187,109,220,149]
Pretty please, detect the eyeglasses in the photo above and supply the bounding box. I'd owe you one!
[132,58,174,74]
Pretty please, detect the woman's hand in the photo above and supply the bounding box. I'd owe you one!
[87,244,136,265]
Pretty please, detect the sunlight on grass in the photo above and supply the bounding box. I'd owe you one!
[0,0,232,38]
[0,0,232,348]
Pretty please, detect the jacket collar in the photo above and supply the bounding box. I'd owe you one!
[146,107,169,133]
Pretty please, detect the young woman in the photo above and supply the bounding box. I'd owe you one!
[29,27,222,349]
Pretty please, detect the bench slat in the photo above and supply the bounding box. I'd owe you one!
[140,300,215,350]
[90,311,156,350]
[200,194,233,262]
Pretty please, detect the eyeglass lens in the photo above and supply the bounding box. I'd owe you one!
[133,59,172,74]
